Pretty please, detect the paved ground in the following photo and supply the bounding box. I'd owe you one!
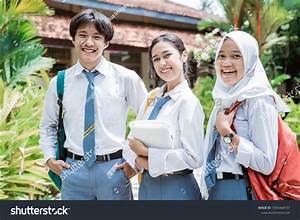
[131,175,139,200]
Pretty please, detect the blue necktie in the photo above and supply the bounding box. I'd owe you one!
[148,96,171,120]
[83,70,98,167]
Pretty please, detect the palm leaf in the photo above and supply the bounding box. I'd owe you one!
[0,87,20,126]
[11,56,55,84]
[8,0,53,16]
[0,0,54,85]
[0,79,4,107]
[3,187,44,195]
[270,73,291,88]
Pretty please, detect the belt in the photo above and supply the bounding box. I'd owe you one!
[142,169,192,176]
[67,150,122,162]
[162,169,193,176]
[216,172,244,180]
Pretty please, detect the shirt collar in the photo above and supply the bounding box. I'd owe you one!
[74,56,109,77]
[157,80,189,101]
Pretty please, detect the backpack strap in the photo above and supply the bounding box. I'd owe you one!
[57,70,65,102]
[56,70,66,161]
[143,87,160,115]
[227,100,253,199]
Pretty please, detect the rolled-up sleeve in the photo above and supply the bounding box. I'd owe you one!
[235,97,278,175]
[39,77,58,163]
[148,96,205,177]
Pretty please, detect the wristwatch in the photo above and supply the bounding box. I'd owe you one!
[223,133,235,144]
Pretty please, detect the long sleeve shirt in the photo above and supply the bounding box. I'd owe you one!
[39,57,147,163]
[216,96,278,175]
[123,80,205,177]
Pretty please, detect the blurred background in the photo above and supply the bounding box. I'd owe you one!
[0,0,299,200]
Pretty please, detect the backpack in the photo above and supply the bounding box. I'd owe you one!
[48,70,67,190]
[204,100,300,200]
[229,100,300,200]
[247,115,300,200]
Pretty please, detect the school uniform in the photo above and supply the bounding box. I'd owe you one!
[123,80,205,200]
[201,31,290,200]
[39,57,147,200]
[208,96,278,200]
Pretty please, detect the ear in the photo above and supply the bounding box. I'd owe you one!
[103,41,110,50]
[181,50,188,62]
[71,39,75,46]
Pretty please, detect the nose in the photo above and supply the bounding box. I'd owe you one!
[222,58,232,67]
[85,36,94,46]
[159,58,166,67]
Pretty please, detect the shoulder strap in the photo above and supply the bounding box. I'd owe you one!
[143,87,160,115]
[57,70,65,100]
[56,70,65,124]
[56,70,66,161]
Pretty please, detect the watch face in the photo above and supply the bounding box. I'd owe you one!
[223,136,232,144]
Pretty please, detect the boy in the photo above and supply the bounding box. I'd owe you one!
[39,9,147,200]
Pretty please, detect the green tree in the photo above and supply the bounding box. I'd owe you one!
[0,0,54,85]
[0,78,54,199]
[198,0,293,55]
[0,0,56,199]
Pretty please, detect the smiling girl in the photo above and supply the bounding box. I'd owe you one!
[122,33,205,200]
[201,31,290,200]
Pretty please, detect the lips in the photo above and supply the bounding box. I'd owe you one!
[81,48,97,53]
[161,67,172,74]
[221,70,236,77]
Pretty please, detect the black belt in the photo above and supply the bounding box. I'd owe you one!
[67,150,122,162]
[217,172,244,180]
[144,169,192,176]
[166,169,193,176]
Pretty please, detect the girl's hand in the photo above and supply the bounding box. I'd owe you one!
[135,156,149,170]
[216,109,240,151]
[128,138,148,156]
[215,109,236,137]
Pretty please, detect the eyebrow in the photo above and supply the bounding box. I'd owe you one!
[77,31,102,36]
[152,49,170,59]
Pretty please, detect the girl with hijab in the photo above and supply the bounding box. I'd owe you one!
[200,31,290,200]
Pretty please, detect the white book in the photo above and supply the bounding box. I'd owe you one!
[129,120,174,149]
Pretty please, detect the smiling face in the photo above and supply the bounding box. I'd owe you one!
[151,41,187,91]
[72,23,109,70]
[215,38,244,86]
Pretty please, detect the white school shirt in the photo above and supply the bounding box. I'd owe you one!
[39,57,148,163]
[216,96,278,175]
[123,80,205,177]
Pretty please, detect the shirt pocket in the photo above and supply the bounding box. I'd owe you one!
[97,95,127,124]
[234,116,249,139]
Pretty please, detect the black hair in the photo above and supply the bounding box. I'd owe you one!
[148,33,191,81]
[69,9,114,42]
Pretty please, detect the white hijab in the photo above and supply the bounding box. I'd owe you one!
[200,31,290,199]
